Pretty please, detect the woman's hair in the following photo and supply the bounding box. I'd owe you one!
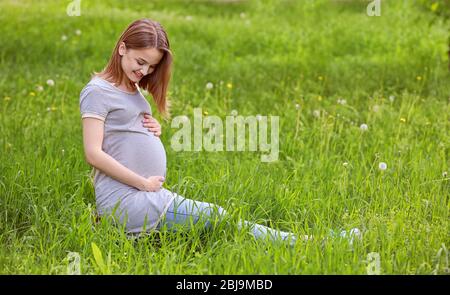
[93,18,173,119]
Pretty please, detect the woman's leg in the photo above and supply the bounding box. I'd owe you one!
[156,194,298,245]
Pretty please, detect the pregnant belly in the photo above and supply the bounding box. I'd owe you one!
[104,132,167,178]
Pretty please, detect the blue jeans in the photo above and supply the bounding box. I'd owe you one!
[156,194,297,245]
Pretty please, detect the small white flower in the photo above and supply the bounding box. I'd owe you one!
[295,103,300,110]
[240,12,246,19]
[312,110,320,118]
[443,171,448,178]
[36,85,44,92]
[230,109,238,116]
[185,15,193,21]
[206,82,213,90]
[389,95,395,102]
[372,105,380,112]
[46,107,51,112]
[343,162,348,167]
[46,79,55,87]
[379,162,387,171]
[360,123,368,131]
[75,29,82,36]
[61,35,68,41]
[337,98,347,105]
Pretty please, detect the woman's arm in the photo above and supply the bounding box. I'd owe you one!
[82,117,163,191]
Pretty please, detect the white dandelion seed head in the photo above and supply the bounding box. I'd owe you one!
[389,95,395,102]
[443,171,448,178]
[46,107,51,112]
[36,85,44,92]
[379,162,387,171]
[61,35,68,41]
[295,103,300,110]
[75,29,82,35]
[313,110,320,118]
[373,105,380,112]
[206,82,214,90]
[46,79,55,87]
[360,123,368,131]
[230,109,238,116]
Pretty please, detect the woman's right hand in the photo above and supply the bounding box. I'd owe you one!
[142,175,165,192]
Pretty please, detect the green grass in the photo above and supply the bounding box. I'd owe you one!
[0,0,449,274]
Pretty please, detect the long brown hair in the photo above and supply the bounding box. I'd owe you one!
[93,18,173,119]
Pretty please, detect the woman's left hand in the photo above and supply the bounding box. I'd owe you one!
[142,113,161,137]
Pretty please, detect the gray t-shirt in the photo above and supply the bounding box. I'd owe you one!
[79,76,176,233]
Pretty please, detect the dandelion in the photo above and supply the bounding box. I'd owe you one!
[46,79,55,87]
[36,85,44,92]
[203,110,209,116]
[431,2,439,12]
[443,171,448,178]
[226,82,233,89]
[240,12,246,19]
[51,106,57,112]
[75,29,82,36]
[318,76,323,81]
[400,117,406,123]
[295,103,300,110]
[317,95,322,101]
[185,15,193,21]
[230,109,238,116]
[6,142,12,149]
[206,82,214,90]
[372,105,380,112]
[4,96,11,101]
[312,110,320,118]
[29,92,36,96]
[343,162,349,167]
[62,149,65,156]
[389,95,395,102]
[46,107,51,112]
[378,162,387,171]
[416,76,422,81]
[360,123,368,131]
[61,35,68,41]
[337,98,347,105]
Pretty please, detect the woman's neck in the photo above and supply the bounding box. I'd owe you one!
[98,74,137,93]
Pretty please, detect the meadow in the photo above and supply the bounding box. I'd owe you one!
[0,0,449,274]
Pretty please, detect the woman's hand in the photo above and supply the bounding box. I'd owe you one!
[142,113,161,137]
[142,175,165,192]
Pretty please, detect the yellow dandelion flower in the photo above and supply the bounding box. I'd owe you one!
[400,117,406,123]
[318,76,323,81]
[4,96,11,101]
[29,92,36,96]
[6,142,12,149]
[416,76,422,81]
[431,2,439,12]
[226,83,233,89]
[51,106,57,112]
[203,110,209,116]
[317,95,323,101]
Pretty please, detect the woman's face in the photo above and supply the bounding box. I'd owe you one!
[118,42,164,83]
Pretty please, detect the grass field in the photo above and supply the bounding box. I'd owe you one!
[0,0,449,274]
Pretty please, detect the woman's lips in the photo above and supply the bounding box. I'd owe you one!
[134,71,143,79]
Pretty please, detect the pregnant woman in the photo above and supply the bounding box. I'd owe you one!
[80,18,359,247]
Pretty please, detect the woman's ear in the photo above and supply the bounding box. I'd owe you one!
[118,42,126,56]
